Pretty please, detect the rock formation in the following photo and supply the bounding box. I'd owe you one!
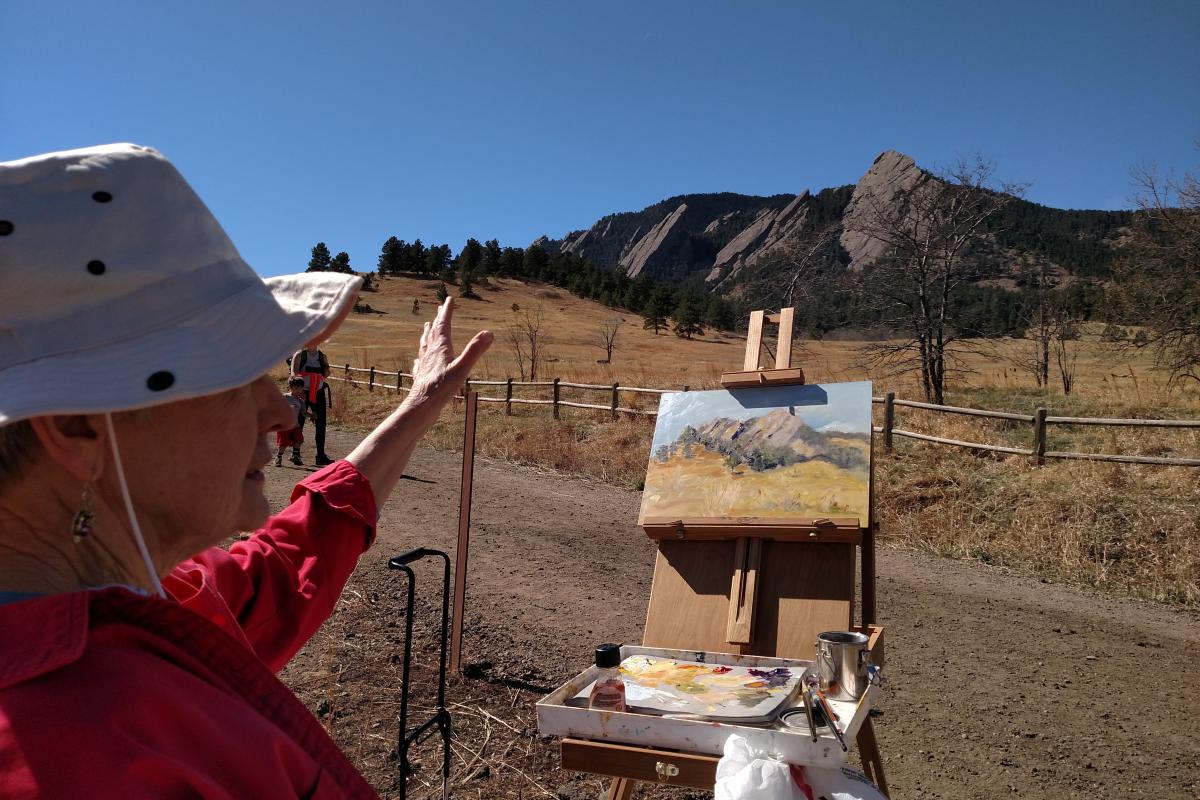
[618,202,690,278]
[839,150,928,271]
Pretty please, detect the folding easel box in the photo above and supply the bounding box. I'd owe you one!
[538,309,889,798]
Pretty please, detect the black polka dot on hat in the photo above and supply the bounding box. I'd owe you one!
[0,220,13,236]
[92,191,113,203]
[146,371,175,392]
[87,260,106,275]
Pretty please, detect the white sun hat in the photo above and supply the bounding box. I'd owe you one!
[0,143,361,425]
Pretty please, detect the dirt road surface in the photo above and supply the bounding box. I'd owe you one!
[270,428,1199,799]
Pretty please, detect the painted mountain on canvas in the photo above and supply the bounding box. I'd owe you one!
[640,385,873,524]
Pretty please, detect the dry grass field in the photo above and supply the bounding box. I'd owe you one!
[303,275,1200,606]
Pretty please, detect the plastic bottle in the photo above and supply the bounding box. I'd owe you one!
[588,643,627,712]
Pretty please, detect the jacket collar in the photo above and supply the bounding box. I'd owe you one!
[0,591,90,689]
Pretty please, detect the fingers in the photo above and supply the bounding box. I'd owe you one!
[416,321,431,366]
[433,297,454,353]
[446,330,494,382]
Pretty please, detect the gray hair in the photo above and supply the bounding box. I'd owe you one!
[0,420,40,490]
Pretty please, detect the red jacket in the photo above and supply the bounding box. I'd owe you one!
[0,461,382,799]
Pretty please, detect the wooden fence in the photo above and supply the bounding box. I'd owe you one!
[326,365,1200,468]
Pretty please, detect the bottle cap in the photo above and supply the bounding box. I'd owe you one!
[595,643,622,669]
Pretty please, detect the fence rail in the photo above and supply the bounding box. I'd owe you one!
[322,363,1199,467]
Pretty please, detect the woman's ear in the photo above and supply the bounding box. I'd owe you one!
[26,414,107,482]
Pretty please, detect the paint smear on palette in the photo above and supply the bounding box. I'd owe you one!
[617,656,801,722]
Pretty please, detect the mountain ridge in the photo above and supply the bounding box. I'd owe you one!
[533,151,1132,303]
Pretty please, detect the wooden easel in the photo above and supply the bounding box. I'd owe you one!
[560,308,888,798]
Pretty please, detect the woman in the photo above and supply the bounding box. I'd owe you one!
[290,340,333,465]
[0,143,491,798]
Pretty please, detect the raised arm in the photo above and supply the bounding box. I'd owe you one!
[344,298,492,505]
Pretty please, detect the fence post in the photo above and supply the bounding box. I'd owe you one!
[611,382,620,421]
[883,392,895,451]
[552,377,561,420]
[1033,407,1048,466]
[682,384,689,392]
[505,378,513,416]
[395,371,403,393]
[344,364,350,382]
[368,366,375,392]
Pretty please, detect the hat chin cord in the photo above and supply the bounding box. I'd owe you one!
[103,414,167,599]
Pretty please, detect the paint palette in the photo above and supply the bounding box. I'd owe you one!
[617,655,802,723]
[541,646,873,765]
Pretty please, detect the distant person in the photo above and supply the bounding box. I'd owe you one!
[291,342,332,465]
[276,377,313,466]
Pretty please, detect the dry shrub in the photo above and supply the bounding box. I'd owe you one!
[876,443,1200,605]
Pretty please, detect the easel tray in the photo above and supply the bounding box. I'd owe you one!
[537,646,875,767]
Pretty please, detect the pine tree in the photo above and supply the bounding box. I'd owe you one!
[428,244,452,280]
[407,239,426,274]
[641,286,674,335]
[307,242,332,272]
[330,251,353,273]
[672,293,705,339]
[377,236,402,276]
[459,269,478,298]
[703,295,736,330]
[457,239,482,296]
[483,239,502,276]
[523,245,549,280]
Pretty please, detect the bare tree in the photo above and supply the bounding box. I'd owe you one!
[1053,315,1080,395]
[737,223,843,312]
[594,317,621,364]
[506,305,545,381]
[1116,145,1200,384]
[853,156,1027,404]
[1008,261,1059,388]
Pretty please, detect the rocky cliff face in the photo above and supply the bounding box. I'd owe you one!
[839,150,929,271]
[533,151,1130,300]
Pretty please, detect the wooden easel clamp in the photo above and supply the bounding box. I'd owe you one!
[719,308,806,388]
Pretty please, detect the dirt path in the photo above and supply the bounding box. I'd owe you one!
[271,428,1199,799]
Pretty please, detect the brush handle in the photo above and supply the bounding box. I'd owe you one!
[812,687,848,752]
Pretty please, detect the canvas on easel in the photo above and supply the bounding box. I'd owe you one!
[640,381,873,529]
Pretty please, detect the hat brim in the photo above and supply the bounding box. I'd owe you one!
[0,271,361,425]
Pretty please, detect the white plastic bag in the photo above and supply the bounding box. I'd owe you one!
[713,735,807,800]
[713,734,887,800]
[798,765,888,800]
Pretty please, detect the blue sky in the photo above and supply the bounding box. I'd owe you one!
[4,1,1198,277]
[651,382,873,449]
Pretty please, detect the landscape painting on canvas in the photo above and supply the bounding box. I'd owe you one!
[639,382,872,525]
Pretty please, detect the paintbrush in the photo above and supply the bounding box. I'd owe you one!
[800,680,818,742]
[806,676,847,752]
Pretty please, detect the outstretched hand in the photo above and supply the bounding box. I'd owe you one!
[345,297,492,502]
[403,297,493,430]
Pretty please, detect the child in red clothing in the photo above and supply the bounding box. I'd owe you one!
[275,378,313,465]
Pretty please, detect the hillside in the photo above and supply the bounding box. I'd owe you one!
[322,274,753,388]
[534,150,1132,304]
[323,274,1171,400]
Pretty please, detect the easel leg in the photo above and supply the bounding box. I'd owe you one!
[606,777,636,799]
[855,717,889,797]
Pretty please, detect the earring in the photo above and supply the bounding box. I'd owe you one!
[72,483,95,543]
